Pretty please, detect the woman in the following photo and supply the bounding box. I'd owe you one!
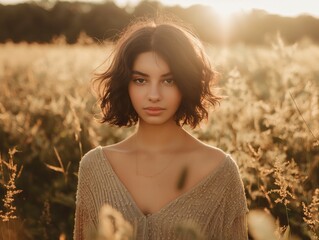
[74,17,248,240]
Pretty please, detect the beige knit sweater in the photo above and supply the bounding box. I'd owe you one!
[74,146,248,240]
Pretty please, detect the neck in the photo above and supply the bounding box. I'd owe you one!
[133,120,187,153]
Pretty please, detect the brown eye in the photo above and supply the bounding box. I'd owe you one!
[132,78,146,85]
[163,79,175,85]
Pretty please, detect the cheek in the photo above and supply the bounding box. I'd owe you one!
[128,84,133,100]
[128,84,142,105]
[172,89,182,107]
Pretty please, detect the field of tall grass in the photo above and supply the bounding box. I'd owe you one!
[0,36,318,239]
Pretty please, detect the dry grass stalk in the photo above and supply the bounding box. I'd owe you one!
[174,220,204,240]
[0,147,22,222]
[45,146,70,183]
[0,37,318,239]
[0,147,23,240]
[248,209,297,240]
[268,158,300,206]
[302,188,319,239]
[97,204,133,240]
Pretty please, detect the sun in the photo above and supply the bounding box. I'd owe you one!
[207,3,242,43]
[211,2,242,25]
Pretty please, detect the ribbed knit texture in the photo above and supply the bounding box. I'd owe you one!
[74,146,248,240]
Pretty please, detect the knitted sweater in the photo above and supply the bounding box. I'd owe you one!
[74,146,248,240]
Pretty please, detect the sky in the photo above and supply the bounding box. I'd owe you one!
[1,0,319,18]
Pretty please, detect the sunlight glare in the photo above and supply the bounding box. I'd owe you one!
[208,3,243,43]
[212,2,240,24]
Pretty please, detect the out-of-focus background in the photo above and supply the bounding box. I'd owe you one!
[0,0,318,240]
[0,0,319,45]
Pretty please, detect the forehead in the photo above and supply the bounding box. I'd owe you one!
[132,51,171,74]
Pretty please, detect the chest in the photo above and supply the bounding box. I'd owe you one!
[106,155,220,216]
[102,144,229,213]
[108,156,181,211]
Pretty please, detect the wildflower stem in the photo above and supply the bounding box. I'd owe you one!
[289,91,318,142]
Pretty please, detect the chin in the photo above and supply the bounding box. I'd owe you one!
[139,116,175,126]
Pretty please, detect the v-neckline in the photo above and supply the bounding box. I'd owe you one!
[98,145,229,219]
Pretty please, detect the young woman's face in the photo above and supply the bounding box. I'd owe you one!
[128,51,182,126]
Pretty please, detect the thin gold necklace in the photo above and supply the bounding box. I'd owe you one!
[135,150,175,178]
[134,130,187,178]
[135,150,189,190]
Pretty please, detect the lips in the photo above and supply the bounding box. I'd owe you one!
[143,107,165,115]
[144,107,165,111]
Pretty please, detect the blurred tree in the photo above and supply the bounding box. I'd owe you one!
[230,10,319,45]
[49,2,86,43]
[130,2,221,44]
[0,3,53,43]
[132,0,163,17]
[82,2,130,41]
[0,2,318,45]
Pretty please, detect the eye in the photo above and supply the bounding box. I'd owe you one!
[163,78,175,85]
[132,78,146,85]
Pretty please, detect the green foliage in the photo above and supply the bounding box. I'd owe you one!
[0,37,318,239]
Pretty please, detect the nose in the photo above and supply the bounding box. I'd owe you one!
[148,83,161,102]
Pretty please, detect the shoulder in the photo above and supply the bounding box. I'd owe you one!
[100,137,136,163]
[185,139,228,181]
[192,140,243,182]
[102,142,130,153]
[79,146,103,171]
[201,144,227,161]
[193,141,227,168]
[197,140,241,172]
[221,154,248,216]
[194,142,248,214]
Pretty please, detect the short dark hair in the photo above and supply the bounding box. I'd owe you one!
[92,17,222,128]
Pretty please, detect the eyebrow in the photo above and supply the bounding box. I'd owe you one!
[132,70,172,77]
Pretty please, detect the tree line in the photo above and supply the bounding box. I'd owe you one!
[0,1,318,45]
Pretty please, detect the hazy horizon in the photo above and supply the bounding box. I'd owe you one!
[1,0,319,18]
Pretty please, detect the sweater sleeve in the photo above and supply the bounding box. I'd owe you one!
[74,160,87,240]
[225,156,249,239]
[227,213,248,240]
[73,154,94,240]
[74,197,89,240]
